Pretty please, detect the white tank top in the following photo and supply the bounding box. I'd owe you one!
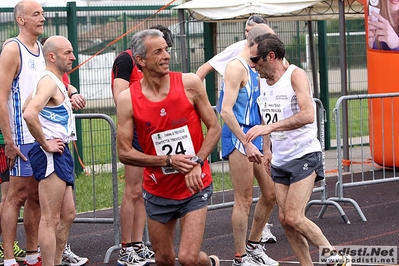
[6,38,46,145]
[258,64,321,166]
[33,71,76,143]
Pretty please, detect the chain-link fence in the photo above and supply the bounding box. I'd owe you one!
[0,4,367,167]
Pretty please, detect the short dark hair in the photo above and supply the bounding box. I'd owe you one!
[150,25,174,48]
[254,33,285,60]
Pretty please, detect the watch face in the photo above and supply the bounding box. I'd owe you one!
[191,156,199,162]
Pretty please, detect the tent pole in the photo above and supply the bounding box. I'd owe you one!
[307,20,319,98]
[339,0,350,171]
[178,9,188,73]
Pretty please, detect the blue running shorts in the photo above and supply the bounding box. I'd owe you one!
[28,141,74,187]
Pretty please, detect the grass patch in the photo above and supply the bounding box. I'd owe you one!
[74,168,124,213]
[329,97,369,138]
[74,169,239,213]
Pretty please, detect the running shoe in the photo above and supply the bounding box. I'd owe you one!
[260,224,277,244]
[135,244,155,263]
[209,255,220,266]
[246,244,279,266]
[0,241,26,262]
[62,244,89,266]
[232,254,262,266]
[118,248,148,266]
[325,254,352,266]
[23,259,42,266]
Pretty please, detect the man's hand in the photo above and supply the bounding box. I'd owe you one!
[42,138,65,154]
[244,142,264,164]
[246,125,271,143]
[5,143,27,170]
[184,164,204,194]
[70,93,86,110]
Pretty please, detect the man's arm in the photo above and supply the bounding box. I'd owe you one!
[195,62,214,81]
[196,40,247,81]
[182,72,221,193]
[116,89,170,168]
[219,60,248,144]
[246,67,315,143]
[0,40,26,166]
[220,59,263,163]
[182,73,221,161]
[268,68,315,132]
[23,76,64,153]
[112,79,129,105]
[68,84,86,110]
[111,52,134,105]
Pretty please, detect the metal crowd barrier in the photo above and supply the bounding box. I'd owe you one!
[320,93,399,222]
[305,99,350,224]
[70,99,338,262]
[72,114,120,264]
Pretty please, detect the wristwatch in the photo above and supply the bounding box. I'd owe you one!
[190,155,204,167]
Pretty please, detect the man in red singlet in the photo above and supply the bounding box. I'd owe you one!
[116,29,221,266]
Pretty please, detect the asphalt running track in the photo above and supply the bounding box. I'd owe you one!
[14,171,399,265]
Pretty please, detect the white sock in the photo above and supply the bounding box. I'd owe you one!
[4,258,18,266]
[24,254,40,264]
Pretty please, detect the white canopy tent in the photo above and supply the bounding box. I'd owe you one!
[173,0,364,94]
[173,0,364,21]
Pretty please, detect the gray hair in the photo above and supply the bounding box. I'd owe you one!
[131,29,163,70]
[253,33,285,60]
[13,1,25,21]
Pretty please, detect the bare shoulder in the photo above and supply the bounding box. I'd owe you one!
[36,75,58,94]
[1,41,20,62]
[225,58,246,77]
[291,67,309,85]
[291,67,307,79]
[1,39,19,55]
[117,87,132,107]
[182,72,202,88]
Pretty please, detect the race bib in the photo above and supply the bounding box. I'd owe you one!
[151,125,195,174]
[257,99,287,140]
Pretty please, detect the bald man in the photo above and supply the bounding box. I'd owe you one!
[0,1,46,265]
[217,26,279,266]
[196,16,274,80]
[24,35,78,266]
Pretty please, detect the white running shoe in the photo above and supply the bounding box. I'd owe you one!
[260,223,277,244]
[118,248,148,266]
[325,254,352,266]
[246,244,279,266]
[62,244,89,266]
[209,255,220,266]
[232,254,263,266]
[136,244,155,263]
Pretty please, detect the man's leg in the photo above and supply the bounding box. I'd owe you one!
[23,176,40,254]
[0,180,10,235]
[247,163,276,241]
[120,165,146,244]
[147,218,177,266]
[37,173,67,266]
[1,176,29,260]
[178,206,212,266]
[276,173,331,265]
[228,149,254,256]
[55,186,75,265]
[246,163,278,266]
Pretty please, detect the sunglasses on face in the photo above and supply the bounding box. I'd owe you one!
[249,52,269,63]
[246,15,267,25]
